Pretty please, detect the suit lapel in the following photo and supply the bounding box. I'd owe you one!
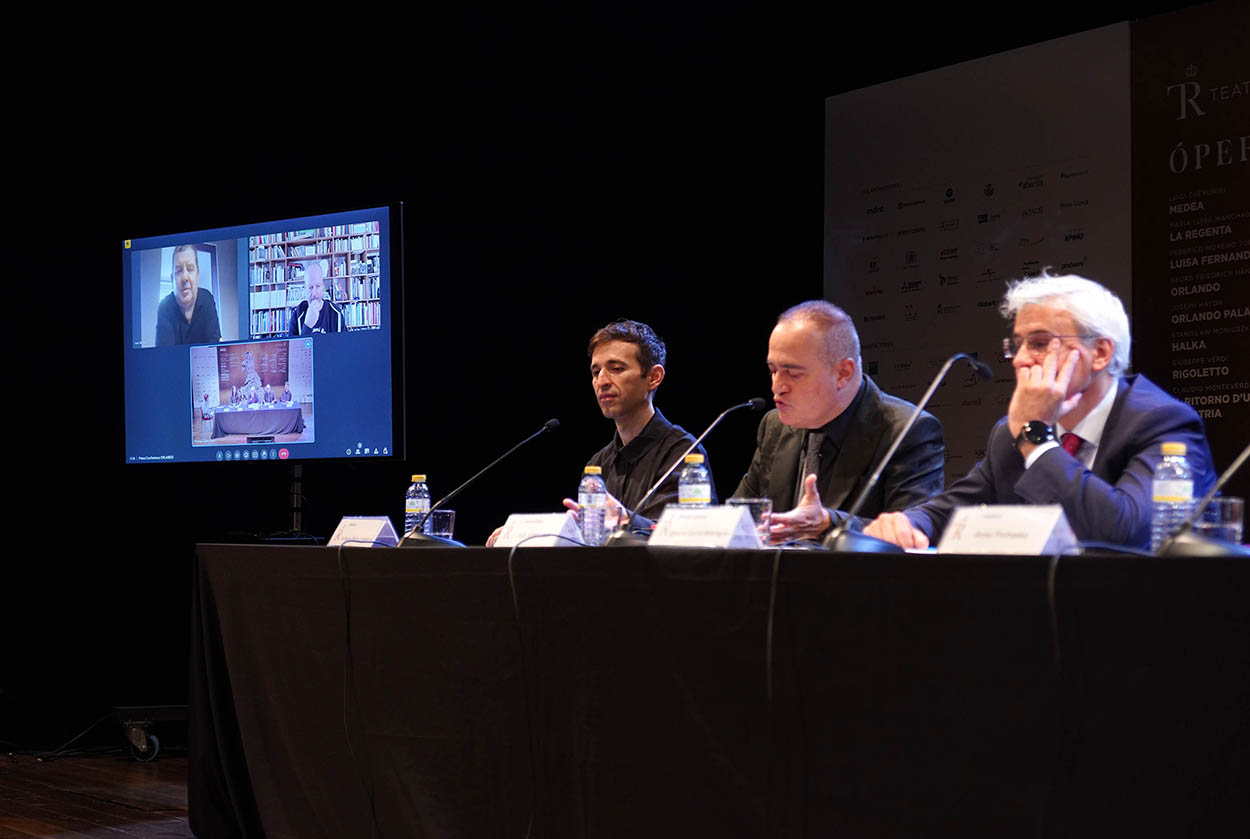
[821,378,886,509]
[769,423,804,511]
[1091,376,1131,478]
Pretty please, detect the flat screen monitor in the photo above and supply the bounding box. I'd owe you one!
[121,203,404,465]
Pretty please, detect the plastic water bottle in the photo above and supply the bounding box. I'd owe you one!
[578,466,608,546]
[405,474,431,536]
[678,454,712,507]
[1150,442,1194,552]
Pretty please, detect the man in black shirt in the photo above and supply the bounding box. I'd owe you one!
[562,319,714,527]
[733,300,945,543]
[155,244,222,346]
[289,262,344,335]
[486,319,711,545]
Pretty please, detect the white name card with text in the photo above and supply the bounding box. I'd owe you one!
[650,505,762,549]
[495,513,584,547]
[329,516,400,547]
[937,504,1079,555]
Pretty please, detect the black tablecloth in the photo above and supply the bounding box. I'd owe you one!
[189,545,1249,838]
[210,405,304,439]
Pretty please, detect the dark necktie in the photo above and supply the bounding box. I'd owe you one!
[1060,432,1082,457]
[804,430,825,478]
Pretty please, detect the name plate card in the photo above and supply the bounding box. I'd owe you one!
[650,505,762,549]
[328,516,400,547]
[937,504,1079,555]
[495,513,584,548]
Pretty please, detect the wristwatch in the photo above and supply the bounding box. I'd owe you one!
[1014,420,1055,450]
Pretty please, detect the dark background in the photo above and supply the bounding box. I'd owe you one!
[6,2,1207,750]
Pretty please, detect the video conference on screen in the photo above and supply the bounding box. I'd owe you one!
[137,222,381,449]
[190,340,315,447]
[132,220,383,349]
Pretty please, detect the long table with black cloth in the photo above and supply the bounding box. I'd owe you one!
[189,544,1248,838]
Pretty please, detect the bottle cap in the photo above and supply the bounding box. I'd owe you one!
[584,465,602,475]
[411,474,426,482]
[1160,443,1186,456]
[683,454,705,464]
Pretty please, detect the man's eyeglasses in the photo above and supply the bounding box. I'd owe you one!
[1001,331,1094,361]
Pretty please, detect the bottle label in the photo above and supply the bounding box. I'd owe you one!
[679,484,712,504]
[1152,480,1193,502]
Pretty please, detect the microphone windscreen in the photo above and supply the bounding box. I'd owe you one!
[543,418,561,432]
[749,397,767,411]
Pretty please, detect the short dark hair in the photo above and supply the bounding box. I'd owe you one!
[587,319,667,372]
[172,243,198,269]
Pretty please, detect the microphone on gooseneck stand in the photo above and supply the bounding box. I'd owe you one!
[398,418,560,548]
[823,353,992,553]
[603,398,767,547]
[1158,440,1250,557]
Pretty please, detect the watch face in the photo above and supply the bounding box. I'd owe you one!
[1024,421,1053,444]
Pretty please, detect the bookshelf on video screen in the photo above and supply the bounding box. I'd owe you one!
[121,203,404,465]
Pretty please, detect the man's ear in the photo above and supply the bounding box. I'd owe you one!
[834,358,856,389]
[647,364,666,392]
[1090,338,1114,372]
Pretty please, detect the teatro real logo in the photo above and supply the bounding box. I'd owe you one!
[903,304,918,322]
[1167,65,1248,120]
[1166,66,1205,120]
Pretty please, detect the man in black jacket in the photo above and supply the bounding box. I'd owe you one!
[733,300,946,543]
[155,244,221,346]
